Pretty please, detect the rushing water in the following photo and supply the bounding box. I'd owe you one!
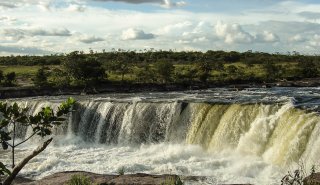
[1,87,320,184]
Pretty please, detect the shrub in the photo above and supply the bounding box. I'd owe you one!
[117,167,125,175]
[67,174,92,185]
[162,176,183,185]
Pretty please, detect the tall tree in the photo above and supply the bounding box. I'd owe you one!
[4,72,16,87]
[154,60,174,83]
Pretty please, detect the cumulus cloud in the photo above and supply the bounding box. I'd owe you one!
[92,0,186,8]
[0,2,17,9]
[121,28,155,40]
[2,28,72,39]
[215,22,254,44]
[255,31,279,43]
[0,16,17,22]
[66,4,86,12]
[289,34,306,43]
[73,34,105,44]
[310,34,320,47]
[0,44,48,55]
[298,11,320,20]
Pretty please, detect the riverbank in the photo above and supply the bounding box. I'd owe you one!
[5,171,320,185]
[0,77,319,99]
[5,171,247,185]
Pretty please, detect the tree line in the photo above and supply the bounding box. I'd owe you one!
[0,50,319,88]
[1,50,320,66]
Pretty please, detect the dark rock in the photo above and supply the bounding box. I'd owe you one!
[304,172,320,185]
[11,171,183,185]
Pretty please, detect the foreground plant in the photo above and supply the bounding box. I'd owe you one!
[67,174,93,185]
[0,97,75,185]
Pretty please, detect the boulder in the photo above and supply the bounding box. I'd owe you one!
[304,173,320,185]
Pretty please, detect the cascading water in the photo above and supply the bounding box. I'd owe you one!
[1,88,320,185]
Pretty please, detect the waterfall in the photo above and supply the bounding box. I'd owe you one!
[6,99,320,167]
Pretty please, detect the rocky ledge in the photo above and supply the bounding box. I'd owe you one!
[304,173,320,185]
[7,171,254,185]
[11,171,183,185]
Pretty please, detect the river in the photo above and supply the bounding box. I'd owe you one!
[1,87,320,184]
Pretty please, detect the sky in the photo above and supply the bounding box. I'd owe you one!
[1,0,320,55]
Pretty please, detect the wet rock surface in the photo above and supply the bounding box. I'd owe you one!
[10,171,183,185]
[304,172,320,185]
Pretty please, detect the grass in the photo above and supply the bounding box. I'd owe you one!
[117,166,125,175]
[66,174,93,185]
[162,176,183,185]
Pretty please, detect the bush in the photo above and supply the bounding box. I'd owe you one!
[67,175,93,185]
[162,176,183,185]
[117,167,125,175]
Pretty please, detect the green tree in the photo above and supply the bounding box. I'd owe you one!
[0,70,4,84]
[154,61,174,83]
[263,62,284,81]
[134,65,156,83]
[4,72,16,87]
[196,61,212,83]
[50,68,71,88]
[297,61,319,78]
[33,67,48,87]
[107,60,131,82]
[63,52,105,85]
[0,98,75,185]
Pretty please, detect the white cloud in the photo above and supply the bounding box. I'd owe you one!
[121,28,155,40]
[73,34,105,44]
[215,22,254,44]
[255,31,280,43]
[309,34,320,47]
[2,28,72,38]
[1,0,320,55]
[66,4,86,12]
[161,0,186,8]
[91,0,186,8]
[289,34,307,43]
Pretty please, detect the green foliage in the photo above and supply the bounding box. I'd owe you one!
[4,72,16,86]
[134,65,156,83]
[117,167,125,175]
[262,62,284,81]
[0,162,11,176]
[297,61,319,78]
[67,175,93,185]
[162,176,183,185]
[196,61,212,83]
[33,67,49,87]
[62,51,105,86]
[50,68,71,88]
[1,50,320,87]
[154,61,175,83]
[0,70,4,84]
[0,97,75,172]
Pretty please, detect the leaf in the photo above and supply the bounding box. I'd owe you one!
[0,162,11,175]
[43,107,53,117]
[0,119,9,128]
[1,142,8,150]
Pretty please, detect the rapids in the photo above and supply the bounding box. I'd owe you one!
[1,87,320,184]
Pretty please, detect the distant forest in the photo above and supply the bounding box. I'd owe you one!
[0,50,319,88]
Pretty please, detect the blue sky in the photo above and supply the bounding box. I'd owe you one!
[1,0,320,55]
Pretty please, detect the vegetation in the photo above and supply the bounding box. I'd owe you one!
[67,174,93,185]
[117,167,125,175]
[0,50,319,88]
[281,163,318,185]
[162,176,183,185]
[0,98,75,185]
